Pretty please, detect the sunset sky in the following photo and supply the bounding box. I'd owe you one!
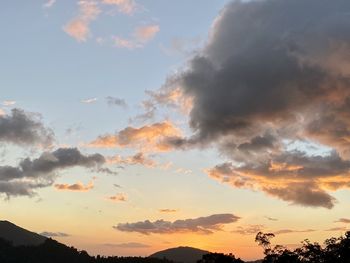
[1,0,350,261]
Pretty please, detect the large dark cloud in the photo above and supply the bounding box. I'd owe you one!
[160,0,350,208]
[0,109,54,147]
[114,213,240,235]
[0,148,105,197]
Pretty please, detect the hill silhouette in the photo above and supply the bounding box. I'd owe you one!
[0,220,46,246]
[150,246,210,263]
[0,220,349,263]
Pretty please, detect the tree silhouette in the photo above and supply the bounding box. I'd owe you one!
[255,231,350,263]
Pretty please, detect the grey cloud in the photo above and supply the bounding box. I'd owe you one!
[0,148,106,197]
[0,108,54,147]
[274,229,316,235]
[236,151,350,179]
[161,0,350,208]
[40,232,70,237]
[114,213,240,235]
[106,96,127,108]
[263,183,336,209]
[335,218,350,224]
[232,225,265,235]
[206,152,344,208]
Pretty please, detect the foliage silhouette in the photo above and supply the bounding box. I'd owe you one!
[197,252,244,263]
[255,231,350,263]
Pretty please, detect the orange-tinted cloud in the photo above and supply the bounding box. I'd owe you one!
[63,1,101,42]
[273,229,316,235]
[113,24,159,50]
[107,193,127,202]
[54,181,94,192]
[232,225,265,235]
[136,86,193,121]
[101,0,136,15]
[107,152,156,167]
[205,154,350,209]
[135,25,160,43]
[88,121,181,152]
[159,209,177,213]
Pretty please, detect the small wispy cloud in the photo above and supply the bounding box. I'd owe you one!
[106,96,127,108]
[159,209,177,213]
[81,97,98,104]
[335,218,350,223]
[113,24,160,50]
[107,152,157,168]
[325,227,349,232]
[54,182,94,192]
[40,231,70,237]
[274,229,316,235]
[63,1,101,42]
[135,25,160,43]
[107,193,127,202]
[2,100,16,106]
[232,225,265,235]
[101,0,137,15]
[43,0,56,9]
[265,216,278,221]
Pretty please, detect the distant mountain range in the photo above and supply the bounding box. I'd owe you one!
[149,246,261,263]
[150,246,210,263]
[0,220,262,263]
[0,220,46,246]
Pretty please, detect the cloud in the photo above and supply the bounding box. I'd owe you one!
[273,229,316,235]
[64,1,101,42]
[106,96,127,108]
[0,108,54,147]
[325,227,349,232]
[102,242,149,248]
[114,213,240,235]
[81,97,98,104]
[113,24,159,50]
[54,181,94,192]
[43,0,56,9]
[265,216,278,221]
[107,193,127,202]
[133,86,193,122]
[88,121,181,152]
[101,0,136,15]
[40,231,70,237]
[335,218,350,223]
[206,160,339,209]
[0,148,105,197]
[134,25,160,43]
[232,225,265,235]
[159,209,177,213]
[156,0,350,208]
[2,100,16,106]
[107,152,156,168]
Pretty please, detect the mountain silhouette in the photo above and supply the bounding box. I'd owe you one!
[0,220,46,246]
[150,246,210,263]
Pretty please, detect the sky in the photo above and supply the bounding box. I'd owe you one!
[1,0,350,261]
